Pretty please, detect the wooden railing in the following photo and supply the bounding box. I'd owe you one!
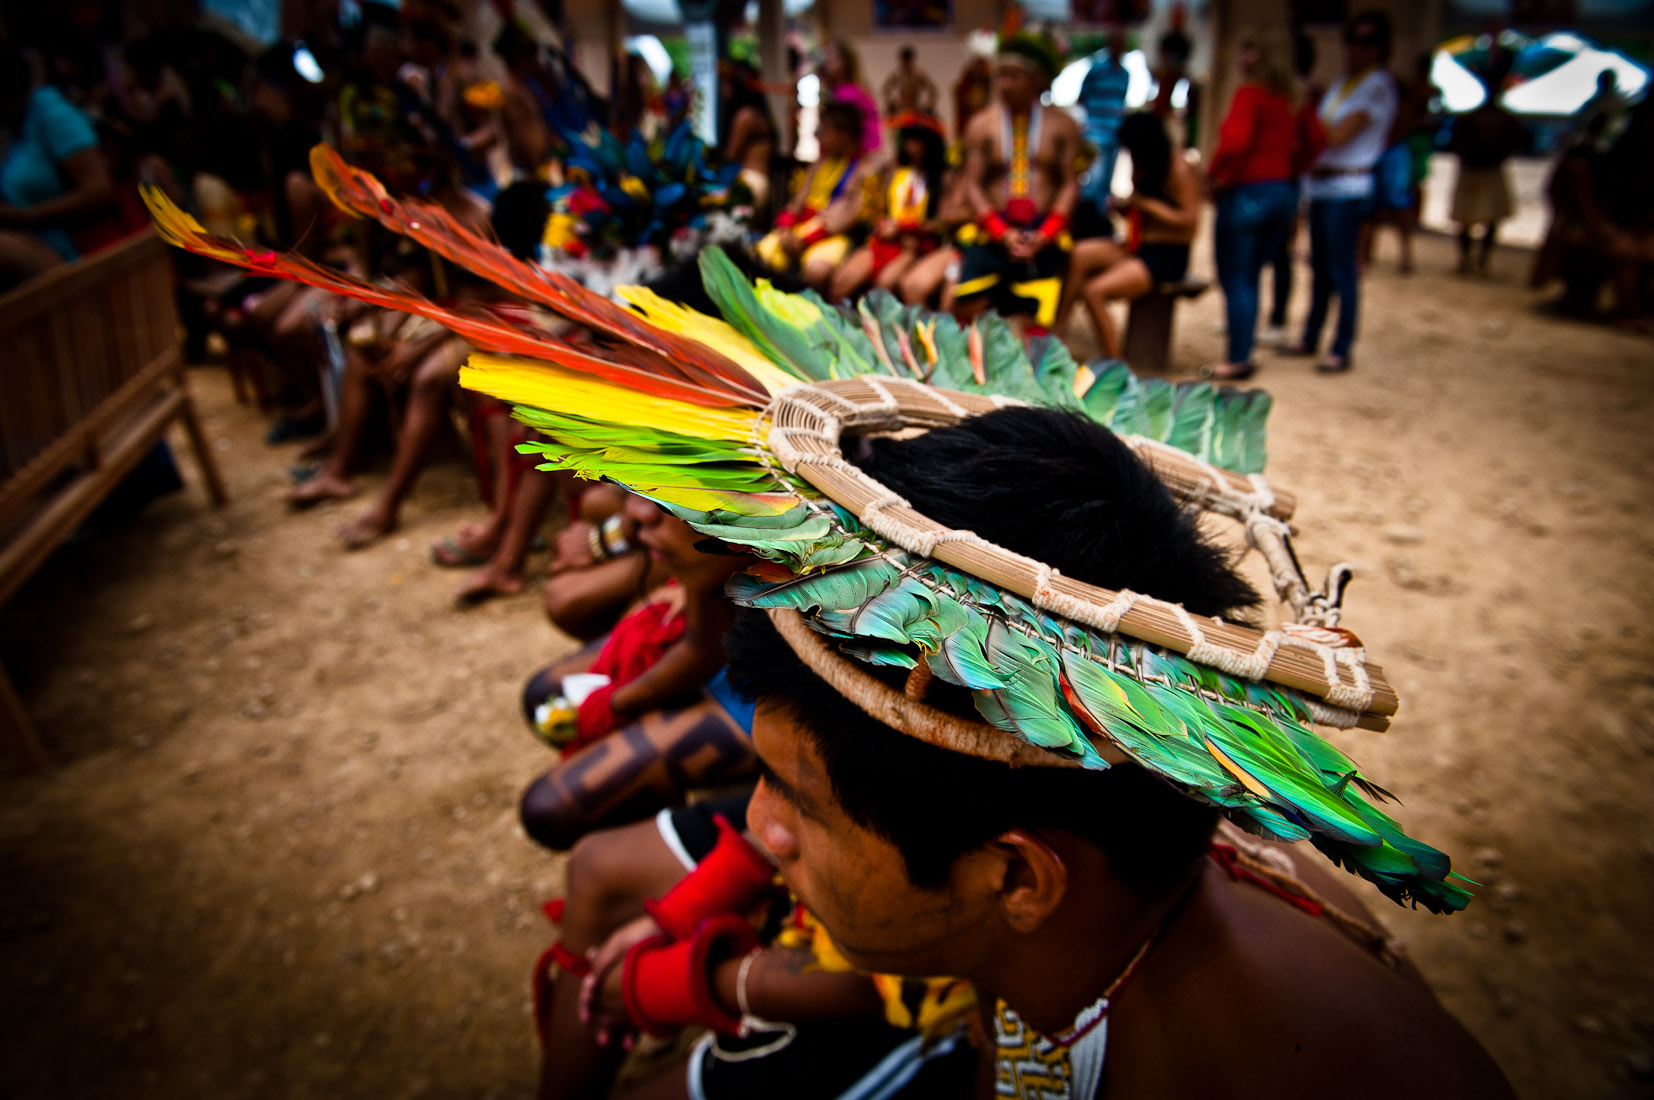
[0,231,227,768]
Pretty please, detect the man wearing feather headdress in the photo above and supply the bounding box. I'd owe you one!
[729,409,1514,1100]
[953,33,1081,334]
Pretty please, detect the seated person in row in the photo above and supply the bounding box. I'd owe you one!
[754,102,871,292]
[517,492,756,852]
[535,789,977,1100]
[954,33,1080,336]
[828,111,948,303]
[1062,112,1199,359]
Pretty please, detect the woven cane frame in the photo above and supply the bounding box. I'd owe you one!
[760,377,1396,730]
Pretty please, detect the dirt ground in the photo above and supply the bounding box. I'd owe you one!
[3,229,1652,1099]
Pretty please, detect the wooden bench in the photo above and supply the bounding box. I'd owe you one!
[1122,277,1210,373]
[0,230,228,769]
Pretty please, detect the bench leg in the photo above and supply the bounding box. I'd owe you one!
[176,388,229,508]
[0,661,48,771]
[1123,295,1176,373]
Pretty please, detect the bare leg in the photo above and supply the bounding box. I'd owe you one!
[544,553,666,641]
[801,256,835,292]
[1477,220,1499,273]
[828,247,875,302]
[1082,257,1154,361]
[455,466,564,603]
[873,250,916,293]
[337,337,467,549]
[1057,237,1126,336]
[287,347,374,505]
[539,818,691,1100]
[898,247,954,306]
[1457,226,1473,275]
[520,700,758,851]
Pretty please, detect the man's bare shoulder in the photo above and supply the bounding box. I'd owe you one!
[963,103,1000,144]
[1103,864,1514,1099]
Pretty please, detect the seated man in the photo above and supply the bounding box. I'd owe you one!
[953,33,1080,335]
[726,408,1514,1100]
[754,102,871,291]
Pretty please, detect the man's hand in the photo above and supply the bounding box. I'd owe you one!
[1006,229,1039,261]
[548,521,597,574]
[580,913,665,1047]
[778,228,802,256]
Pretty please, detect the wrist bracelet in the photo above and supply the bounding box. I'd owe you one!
[735,949,762,1018]
[599,513,632,557]
[587,525,608,561]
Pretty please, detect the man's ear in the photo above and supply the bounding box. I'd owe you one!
[992,829,1068,934]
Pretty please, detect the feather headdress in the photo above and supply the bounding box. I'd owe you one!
[143,151,1471,913]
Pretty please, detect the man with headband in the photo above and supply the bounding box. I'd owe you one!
[954,33,1080,335]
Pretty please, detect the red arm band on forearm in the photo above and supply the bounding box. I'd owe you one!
[980,210,1010,242]
[1038,211,1069,242]
[797,218,830,248]
[621,914,758,1037]
[644,815,775,940]
[775,210,799,228]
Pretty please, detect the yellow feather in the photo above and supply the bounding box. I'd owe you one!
[460,355,761,442]
[613,286,802,397]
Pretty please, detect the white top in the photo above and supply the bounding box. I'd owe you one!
[1305,69,1398,201]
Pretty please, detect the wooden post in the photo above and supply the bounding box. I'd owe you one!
[0,663,47,771]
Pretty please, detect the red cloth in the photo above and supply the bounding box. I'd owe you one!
[1209,85,1297,188]
[1289,100,1327,178]
[570,593,689,747]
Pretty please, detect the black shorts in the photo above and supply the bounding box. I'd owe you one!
[954,239,1069,327]
[657,793,753,869]
[1136,242,1190,290]
[691,1016,976,1100]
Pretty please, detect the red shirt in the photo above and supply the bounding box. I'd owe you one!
[1209,84,1298,188]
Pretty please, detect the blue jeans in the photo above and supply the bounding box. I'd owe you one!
[1302,196,1372,361]
[1214,180,1296,364]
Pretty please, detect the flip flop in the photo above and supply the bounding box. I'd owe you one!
[1315,355,1352,374]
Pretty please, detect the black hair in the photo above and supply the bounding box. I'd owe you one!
[494,22,540,70]
[1119,111,1172,201]
[490,181,551,261]
[728,407,1260,899]
[1292,29,1317,80]
[896,124,947,217]
[899,45,915,62]
[1345,10,1393,64]
[0,42,29,101]
[820,100,866,145]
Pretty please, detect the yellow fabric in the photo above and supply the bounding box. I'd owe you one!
[777,906,977,1041]
[614,287,801,397]
[460,355,758,441]
[1010,276,1062,327]
[887,166,929,228]
[755,231,851,274]
[805,157,852,210]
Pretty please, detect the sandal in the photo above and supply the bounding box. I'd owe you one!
[1199,362,1256,382]
[1315,355,1352,374]
[430,534,491,568]
[1276,342,1316,358]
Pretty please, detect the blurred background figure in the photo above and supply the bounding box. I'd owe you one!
[1204,26,1311,381]
[1449,61,1527,276]
[1075,27,1130,242]
[1365,52,1441,274]
[1282,10,1397,374]
[882,45,938,116]
[821,39,881,155]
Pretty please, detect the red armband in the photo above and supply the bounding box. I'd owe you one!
[644,814,775,940]
[980,210,1010,242]
[775,210,799,229]
[571,683,619,749]
[621,914,759,1037]
[1038,211,1069,242]
[797,218,830,248]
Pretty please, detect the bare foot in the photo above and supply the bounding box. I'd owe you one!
[337,508,396,550]
[287,472,355,509]
[453,561,526,605]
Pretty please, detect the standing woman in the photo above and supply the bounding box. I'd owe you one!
[1203,28,1304,381]
[718,60,776,210]
[1072,112,1199,361]
[1282,10,1398,374]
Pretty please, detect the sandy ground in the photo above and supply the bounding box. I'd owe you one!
[2,228,1652,1099]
